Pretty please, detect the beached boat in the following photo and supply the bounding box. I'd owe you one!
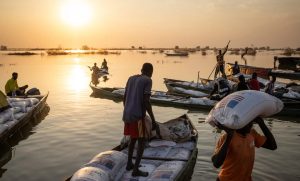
[66,114,198,181]
[90,85,216,110]
[165,52,189,56]
[0,93,49,144]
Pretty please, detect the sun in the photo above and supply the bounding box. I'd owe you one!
[60,0,92,27]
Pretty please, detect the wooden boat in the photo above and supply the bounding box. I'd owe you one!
[226,63,271,79]
[90,85,216,110]
[65,114,198,181]
[227,63,300,80]
[164,78,213,94]
[274,56,300,69]
[165,52,189,56]
[0,93,49,144]
[269,70,300,81]
[90,85,300,116]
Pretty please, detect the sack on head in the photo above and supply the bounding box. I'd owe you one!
[205,90,283,129]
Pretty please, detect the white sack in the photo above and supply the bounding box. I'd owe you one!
[70,167,109,181]
[206,90,284,129]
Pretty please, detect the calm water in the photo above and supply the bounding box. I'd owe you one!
[0,50,299,181]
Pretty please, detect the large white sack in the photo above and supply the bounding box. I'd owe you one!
[120,163,157,181]
[84,150,127,180]
[10,102,27,113]
[148,161,186,181]
[206,90,284,129]
[0,108,14,124]
[173,87,208,97]
[14,112,26,120]
[149,140,176,147]
[174,141,195,151]
[142,146,172,158]
[70,167,109,181]
[28,98,39,105]
[166,148,191,160]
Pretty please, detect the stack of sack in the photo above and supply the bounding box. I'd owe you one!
[71,149,188,181]
[0,97,40,133]
[206,90,284,129]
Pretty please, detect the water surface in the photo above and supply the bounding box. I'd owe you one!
[0,50,299,180]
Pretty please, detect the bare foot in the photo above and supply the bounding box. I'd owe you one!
[126,163,134,171]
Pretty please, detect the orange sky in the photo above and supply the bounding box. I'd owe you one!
[0,0,299,48]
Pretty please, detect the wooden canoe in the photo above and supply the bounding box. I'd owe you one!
[90,85,216,110]
[66,114,198,181]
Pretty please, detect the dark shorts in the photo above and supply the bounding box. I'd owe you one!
[124,120,146,139]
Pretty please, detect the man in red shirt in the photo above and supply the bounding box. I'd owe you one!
[248,72,260,91]
[212,117,277,181]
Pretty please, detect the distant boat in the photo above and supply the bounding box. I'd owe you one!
[165,51,189,56]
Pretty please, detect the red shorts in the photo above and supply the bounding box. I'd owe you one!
[124,120,146,139]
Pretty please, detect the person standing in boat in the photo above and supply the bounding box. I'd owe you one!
[101,58,108,72]
[90,63,100,86]
[248,72,260,91]
[212,117,277,181]
[231,61,240,75]
[90,63,100,74]
[122,63,160,177]
[5,72,28,96]
[214,41,230,79]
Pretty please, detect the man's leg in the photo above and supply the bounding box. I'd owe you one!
[132,138,148,177]
[214,65,220,79]
[126,138,136,171]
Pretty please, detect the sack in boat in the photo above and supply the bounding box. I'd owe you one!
[142,146,172,158]
[148,161,185,181]
[166,147,191,160]
[206,90,283,129]
[14,112,26,120]
[28,98,39,105]
[26,88,41,95]
[10,101,27,113]
[70,167,109,181]
[149,140,176,147]
[84,150,127,180]
[120,163,157,181]
[0,108,14,124]
[174,141,195,151]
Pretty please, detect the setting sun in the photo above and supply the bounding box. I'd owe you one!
[60,0,92,27]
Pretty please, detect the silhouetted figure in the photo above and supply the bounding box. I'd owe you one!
[232,61,240,75]
[236,75,249,91]
[123,63,161,177]
[214,42,230,79]
[101,59,108,71]
[5,72,28,96]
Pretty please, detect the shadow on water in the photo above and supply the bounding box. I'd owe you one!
[0,105,50,178]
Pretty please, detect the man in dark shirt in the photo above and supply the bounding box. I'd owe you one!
[236,75,249,91]
[123,63,160,177]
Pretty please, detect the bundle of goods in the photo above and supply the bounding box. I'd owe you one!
[206,90,283,129]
